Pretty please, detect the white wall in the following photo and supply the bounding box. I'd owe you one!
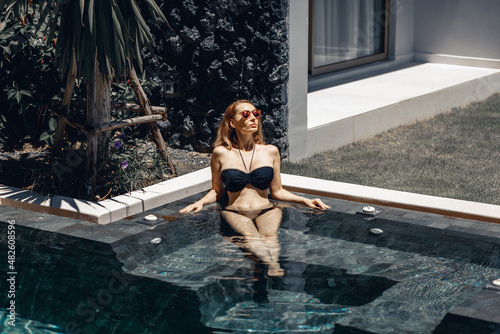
[288,0,418,161]
[414,0,500,61]
[389,0,415,61]
[287,0,309,161]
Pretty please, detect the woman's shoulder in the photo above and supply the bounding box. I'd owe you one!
[213,145,228,154]
[212,145,232,159]
[261,144,280,157]
[261,144,279,152]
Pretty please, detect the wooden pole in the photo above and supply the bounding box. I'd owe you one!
[51,111,164,135]
[66,102,167,114]
[128,67,177,175]
[86,54,111,193]
[50,112,89,135]
[112,103,166,114]
[91,115,165,134]
[53,50,77,150]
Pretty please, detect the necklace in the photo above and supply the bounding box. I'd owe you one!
[238,145,255,173]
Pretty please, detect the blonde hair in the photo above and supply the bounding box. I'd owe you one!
[213,99,264,149]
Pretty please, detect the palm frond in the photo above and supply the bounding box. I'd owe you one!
[0,0,27,31]
[88,0,94,35]
[1,0,169,82]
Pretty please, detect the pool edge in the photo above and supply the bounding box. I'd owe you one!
[281,174,500,225]
[1,168,499,225]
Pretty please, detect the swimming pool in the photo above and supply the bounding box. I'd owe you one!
[1,195,500,333]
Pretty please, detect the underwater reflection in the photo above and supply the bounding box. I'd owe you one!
[221,203,284,277]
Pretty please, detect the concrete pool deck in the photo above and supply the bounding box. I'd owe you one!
[1,189,500,333]
[306,62,500,155]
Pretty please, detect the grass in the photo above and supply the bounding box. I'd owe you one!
[282,93,500,206]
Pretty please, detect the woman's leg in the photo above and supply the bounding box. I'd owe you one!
[221,210,276,266]
[255,207,284,277]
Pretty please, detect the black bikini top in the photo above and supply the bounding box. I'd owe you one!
[222,166,274,192]
[221,146,274,192]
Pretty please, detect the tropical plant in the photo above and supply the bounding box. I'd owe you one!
[0,10,60,148]
[1,0,167,81]
[0,0,173,195]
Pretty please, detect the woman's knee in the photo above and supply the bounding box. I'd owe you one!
[260,233,279,242]
[243,231,264,241]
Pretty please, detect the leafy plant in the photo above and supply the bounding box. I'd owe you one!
[105,132,172,197]
[1,1,174,199]
[4,81,33,106]
[0,10,60,149]
[39,117,57,145]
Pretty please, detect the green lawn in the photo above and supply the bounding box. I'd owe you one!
[282,93,500,205]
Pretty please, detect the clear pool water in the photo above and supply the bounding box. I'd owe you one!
[1,205,500,333]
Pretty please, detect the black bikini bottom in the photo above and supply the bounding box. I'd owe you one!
[223,202,278,217]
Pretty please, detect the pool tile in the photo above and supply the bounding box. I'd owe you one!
[450,289,500,322]
[450,219,476,228]
[450,305,475,317]
[428,222,450,229]
[0,206,24,217]
[391,214,418,224]
[443,225,471,236]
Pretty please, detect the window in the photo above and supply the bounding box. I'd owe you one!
[309,0,390,76]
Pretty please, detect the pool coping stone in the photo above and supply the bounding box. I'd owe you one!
[1,167,500,225]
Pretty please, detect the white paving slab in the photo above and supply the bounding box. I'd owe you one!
[307,63,500,129]
[0,167,212,224]
[306,63,500,156]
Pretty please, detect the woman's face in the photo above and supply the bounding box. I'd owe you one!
[231,103,260,133]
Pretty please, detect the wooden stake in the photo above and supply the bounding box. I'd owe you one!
[91,115,165,134]
[51,111,164,135]
[66,101,167,114]
[129,67,177,175]
[53,50,77,150]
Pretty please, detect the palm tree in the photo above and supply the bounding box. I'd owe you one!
[0,0,174,194]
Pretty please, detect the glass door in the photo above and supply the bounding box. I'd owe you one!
[309,0,390,76]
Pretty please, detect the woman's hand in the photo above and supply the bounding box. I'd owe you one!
[179,201,204,213]
[304,198,331,210]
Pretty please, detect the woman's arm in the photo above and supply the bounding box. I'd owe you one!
[179,147,226,213]
[268,145,330,210]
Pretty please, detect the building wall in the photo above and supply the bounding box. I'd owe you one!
[289,0,418,161]
[287,0,309,161]
[389,0,415,62]
[288,0,500,161]
[147,0,500,161]
[414,0,500,61]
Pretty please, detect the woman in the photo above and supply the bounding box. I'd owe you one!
[180,99,330,276]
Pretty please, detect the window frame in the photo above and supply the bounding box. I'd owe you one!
[308,0,391,76]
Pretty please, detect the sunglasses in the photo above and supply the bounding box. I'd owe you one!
[238,109,261,119]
